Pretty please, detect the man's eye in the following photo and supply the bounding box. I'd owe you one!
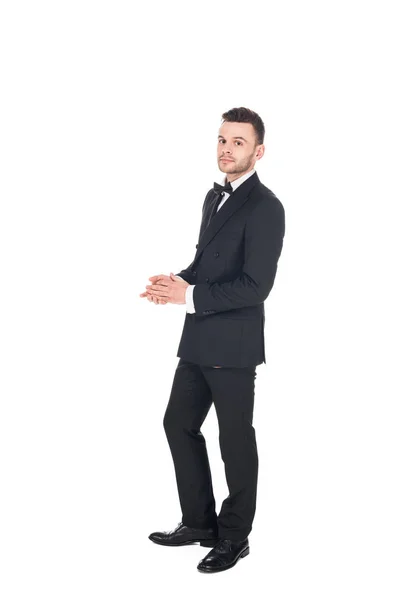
[218,140,242,145]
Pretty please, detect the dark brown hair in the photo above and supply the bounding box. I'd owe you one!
[221,107,265,146]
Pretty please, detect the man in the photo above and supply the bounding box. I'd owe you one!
[139,107,285,573]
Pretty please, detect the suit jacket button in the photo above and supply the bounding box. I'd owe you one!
[214,252,219,257]
[205,278,209,283]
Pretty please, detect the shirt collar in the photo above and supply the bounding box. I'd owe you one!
[222,168,256,192]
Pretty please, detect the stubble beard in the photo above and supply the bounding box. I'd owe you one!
[222,155,254,177]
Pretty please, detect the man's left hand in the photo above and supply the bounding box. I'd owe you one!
[145,273,189,305]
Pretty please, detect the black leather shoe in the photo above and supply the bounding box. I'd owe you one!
[197,538,249,573]
[148,521,219,547]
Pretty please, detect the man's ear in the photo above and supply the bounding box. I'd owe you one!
[256,144,265,158]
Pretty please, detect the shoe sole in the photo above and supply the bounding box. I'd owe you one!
[149,536,219,548]
[197,546,250,573]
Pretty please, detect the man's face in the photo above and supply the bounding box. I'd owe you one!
[217,121,263,178]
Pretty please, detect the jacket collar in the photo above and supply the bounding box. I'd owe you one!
[222,167,256,193]
[194,170,260,259]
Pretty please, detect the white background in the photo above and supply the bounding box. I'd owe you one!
[1,1,399,598]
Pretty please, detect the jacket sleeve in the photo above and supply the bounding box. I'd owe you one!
[174,191,212,285]
[174,264,196,285]
[192,197,285,315]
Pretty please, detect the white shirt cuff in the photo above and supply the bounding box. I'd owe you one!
[175,276,196,313]
[185,285,196,313]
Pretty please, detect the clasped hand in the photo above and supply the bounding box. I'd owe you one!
[139,272,189,305]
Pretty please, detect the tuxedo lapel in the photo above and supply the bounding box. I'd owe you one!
[195,171,260,259]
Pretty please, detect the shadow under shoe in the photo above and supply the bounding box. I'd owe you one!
[148,521,219,547]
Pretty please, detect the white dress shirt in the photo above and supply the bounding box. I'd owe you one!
[177,168,256,313]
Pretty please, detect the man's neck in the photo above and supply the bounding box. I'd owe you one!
[226,166,255,184]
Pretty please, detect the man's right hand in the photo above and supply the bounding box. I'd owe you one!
[139,274,171,305]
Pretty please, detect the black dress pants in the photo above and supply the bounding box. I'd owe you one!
[163,358,258,541]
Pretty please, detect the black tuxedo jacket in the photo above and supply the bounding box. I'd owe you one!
[175,171,285,368]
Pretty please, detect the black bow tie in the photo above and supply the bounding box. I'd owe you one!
[213,181,233,194]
